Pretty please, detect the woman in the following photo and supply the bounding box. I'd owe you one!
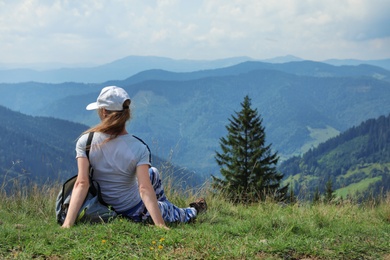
[62,86,206,228]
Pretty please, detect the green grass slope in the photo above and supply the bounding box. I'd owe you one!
[0,182,389,259]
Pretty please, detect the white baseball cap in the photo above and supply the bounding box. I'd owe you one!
[86,86,130,111]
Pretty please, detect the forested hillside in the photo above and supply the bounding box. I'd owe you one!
[0,105,86,188]
[1,60,390,176]
[279,114,390,199]
[83,69,390,174]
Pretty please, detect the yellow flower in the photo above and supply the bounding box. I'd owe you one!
[159,238,165,242]
[150,247,154,250]
[152,241,156,244]
[158,245,163,250]
[102,240,107,244]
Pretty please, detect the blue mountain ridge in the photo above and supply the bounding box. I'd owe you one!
[0,59,389,176]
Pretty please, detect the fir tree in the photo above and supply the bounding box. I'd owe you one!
[325,179,335,203]
[212,95,288,203]
[313,186,321,204]
[289,184,297,204]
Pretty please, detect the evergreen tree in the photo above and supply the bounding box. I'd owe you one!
[325,179,335,203]
[289,184,297,204]
[212,95,288,203]
[313,186,321,204]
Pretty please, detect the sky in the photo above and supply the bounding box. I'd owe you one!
[0,0,389,67]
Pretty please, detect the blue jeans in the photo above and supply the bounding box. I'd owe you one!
[119,167,197,223]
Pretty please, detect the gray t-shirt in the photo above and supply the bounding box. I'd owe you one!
[75,132,151,212]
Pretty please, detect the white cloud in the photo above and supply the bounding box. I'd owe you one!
[0,0,389,65]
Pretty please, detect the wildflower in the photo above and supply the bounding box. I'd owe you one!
[150,247,154,250]
[158,245,163,250]
[152,241,156,244]
[159,238,165,242]
[102,240,107,244]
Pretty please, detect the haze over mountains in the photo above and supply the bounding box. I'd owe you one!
[0,56,252,84]
[1,56,390,179]
[1,55,389,84]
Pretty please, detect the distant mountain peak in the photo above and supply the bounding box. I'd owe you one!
[261,55,303,63]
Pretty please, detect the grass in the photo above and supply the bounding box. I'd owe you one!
[335,176,382,198]
[1,180,390,259]
[300,125,340,154]
[341,163,390,179]
[335,162,390,198]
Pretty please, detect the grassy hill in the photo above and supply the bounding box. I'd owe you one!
[1,58,390,258]
[0,181,389,259]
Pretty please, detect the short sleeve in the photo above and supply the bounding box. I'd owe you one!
[75,133,89,159]
[137,143,151,167]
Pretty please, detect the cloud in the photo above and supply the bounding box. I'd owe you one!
[0,0,389,65]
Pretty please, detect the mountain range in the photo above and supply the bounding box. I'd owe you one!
[1,56,390,178]
[1,55,390,84]
[0,56,252,84]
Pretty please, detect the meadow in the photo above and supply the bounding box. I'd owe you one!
[1,179,389,260]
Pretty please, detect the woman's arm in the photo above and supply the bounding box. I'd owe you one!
[136,164,168,229]
[61,157,90,228]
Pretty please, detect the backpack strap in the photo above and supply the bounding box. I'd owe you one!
[85,132,97,196]
[132,135,152,164]
[86,132,94,163]
[85,132,95,177]
[84,132,112,208]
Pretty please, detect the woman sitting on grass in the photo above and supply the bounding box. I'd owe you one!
[61,86,206,229]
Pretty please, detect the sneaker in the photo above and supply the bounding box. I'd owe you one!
[189,198,207,214]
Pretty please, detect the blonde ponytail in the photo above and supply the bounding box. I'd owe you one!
[84,99,131,141]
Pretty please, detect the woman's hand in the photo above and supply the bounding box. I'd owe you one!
[156,224,170,230]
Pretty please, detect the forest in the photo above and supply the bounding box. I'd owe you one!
[279,113,390,200]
